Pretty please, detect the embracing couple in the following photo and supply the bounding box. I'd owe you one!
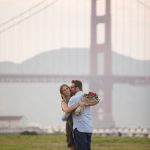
[60,80,93,150]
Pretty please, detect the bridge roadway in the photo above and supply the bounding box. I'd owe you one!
[0,74,150,85]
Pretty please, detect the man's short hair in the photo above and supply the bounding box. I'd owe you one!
[72,80,82,90]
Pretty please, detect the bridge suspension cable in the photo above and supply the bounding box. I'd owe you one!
[0,0,48,27]
[0,0,60,34]
[137,0,150,10]
[114,0,148,76]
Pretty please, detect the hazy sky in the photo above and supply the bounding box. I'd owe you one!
[0,0,150,128]
[0,0,150,62]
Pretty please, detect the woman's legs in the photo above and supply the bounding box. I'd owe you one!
[70,145,75,150]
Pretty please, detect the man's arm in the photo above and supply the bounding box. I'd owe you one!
[61,101,79,113]
[68,96,78,107]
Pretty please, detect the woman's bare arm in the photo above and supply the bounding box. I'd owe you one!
[61,101,79,113]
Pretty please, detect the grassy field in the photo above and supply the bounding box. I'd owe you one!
[0,134,150,150]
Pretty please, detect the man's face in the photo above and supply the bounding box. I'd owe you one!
[70,83,77,94]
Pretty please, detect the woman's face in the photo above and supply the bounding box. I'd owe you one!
[62,86,71,97]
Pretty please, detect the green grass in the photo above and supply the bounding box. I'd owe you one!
[0,134,150,150]
[92,135,150,150]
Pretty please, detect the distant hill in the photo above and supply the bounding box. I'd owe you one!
[0,48,150,76]
[0,48,150,128]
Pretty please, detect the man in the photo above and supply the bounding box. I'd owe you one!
[68,80,93,150]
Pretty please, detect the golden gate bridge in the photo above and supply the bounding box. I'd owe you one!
[0,0,150,128]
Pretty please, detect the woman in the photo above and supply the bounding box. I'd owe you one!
[60,84,79,150]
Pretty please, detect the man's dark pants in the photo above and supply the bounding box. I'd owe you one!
[73,128,92,150]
